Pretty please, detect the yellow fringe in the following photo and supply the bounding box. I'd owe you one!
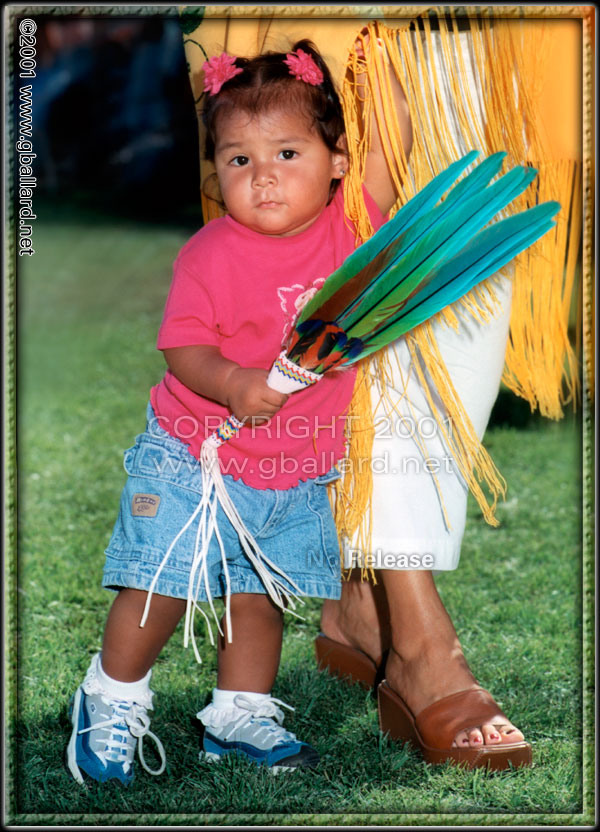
[332,14,580,556]
[181,8,581,573]
[332,362,376,581]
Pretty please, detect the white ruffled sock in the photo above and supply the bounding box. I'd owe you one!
[82,652,154,709]
[212,688,270,709]
[198,687,271,727]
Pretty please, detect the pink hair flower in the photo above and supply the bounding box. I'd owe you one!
[284,49,324,85]
[202,53,243,95]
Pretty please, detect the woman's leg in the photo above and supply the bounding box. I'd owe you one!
[321,273,523,749]
[320,570,390,666]
[321,571,525,748]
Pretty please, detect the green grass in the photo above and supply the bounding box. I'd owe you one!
[8,202,590,825]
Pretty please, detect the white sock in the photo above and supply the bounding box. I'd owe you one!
[197,688,271,728]
[84,652,153,707]
[211,688,270,710]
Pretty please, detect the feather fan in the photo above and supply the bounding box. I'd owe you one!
[282,151,560,374]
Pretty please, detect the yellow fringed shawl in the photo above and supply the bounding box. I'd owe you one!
[181,5,583,560]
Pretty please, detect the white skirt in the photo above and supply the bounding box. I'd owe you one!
[344,274,512,572]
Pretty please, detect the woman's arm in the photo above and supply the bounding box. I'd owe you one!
[162,345,288,424]
[357,33,413,216]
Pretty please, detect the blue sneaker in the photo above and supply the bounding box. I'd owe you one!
[66,657,166,785]
[197,694,319,772]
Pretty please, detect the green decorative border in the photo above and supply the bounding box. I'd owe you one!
[580,5,596,829]
[3,2,595,827]
[3,810,598,826]
[4,4,18,828]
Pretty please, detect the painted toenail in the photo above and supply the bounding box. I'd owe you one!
[472,736,482,743]
[490,733,500,740]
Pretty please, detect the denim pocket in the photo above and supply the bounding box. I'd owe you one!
[122,431,203,496]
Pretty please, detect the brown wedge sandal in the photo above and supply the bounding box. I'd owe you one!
[314,633,387,691]
[378,680,532,771]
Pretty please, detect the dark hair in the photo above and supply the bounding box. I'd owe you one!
[202,40,347,201]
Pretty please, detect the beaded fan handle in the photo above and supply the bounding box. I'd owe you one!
[206,352,321,448]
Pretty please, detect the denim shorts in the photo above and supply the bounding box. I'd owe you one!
[103,406,342,601]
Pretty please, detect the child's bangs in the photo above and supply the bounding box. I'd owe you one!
[217,79,318,132]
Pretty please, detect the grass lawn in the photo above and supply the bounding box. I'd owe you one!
[7,201,590,825]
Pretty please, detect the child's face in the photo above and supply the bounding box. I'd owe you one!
[214,108,346,237]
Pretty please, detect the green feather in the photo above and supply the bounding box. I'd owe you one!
[285,154,560,376]
[352,201,560,356]
[297,150,482,324]
[336,166,538,334]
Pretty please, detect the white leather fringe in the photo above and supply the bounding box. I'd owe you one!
[139,353,322,662]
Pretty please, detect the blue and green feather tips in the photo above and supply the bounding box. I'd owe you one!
[289,151,560,373]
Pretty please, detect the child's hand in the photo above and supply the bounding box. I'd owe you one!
[226,368,289,425]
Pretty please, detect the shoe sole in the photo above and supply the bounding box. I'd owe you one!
[315,634,379,690]
[199,750,312,775]
[66,687,85,784]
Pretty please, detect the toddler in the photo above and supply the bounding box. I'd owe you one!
[66,40,388,784]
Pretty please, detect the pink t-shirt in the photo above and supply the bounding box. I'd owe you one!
[151,186,385,489]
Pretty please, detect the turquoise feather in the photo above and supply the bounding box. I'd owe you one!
[350,202,560,356]
[336,165,539,332]
[284,153,560,374]
[298,151,508,326]
[297,149,482,322]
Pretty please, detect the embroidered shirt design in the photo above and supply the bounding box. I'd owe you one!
[277,278,326,344]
